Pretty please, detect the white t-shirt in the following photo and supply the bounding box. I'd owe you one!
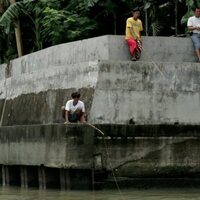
[65,99,85,113]
[187,16,200,34]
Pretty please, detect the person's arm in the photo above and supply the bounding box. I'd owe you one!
[82,102,85,113]
[188,26,200,31]
[80,102,86,123]
[80,113,86,123]
[64,110,70,123]
[129,27,137,40]
[64,101,71,123]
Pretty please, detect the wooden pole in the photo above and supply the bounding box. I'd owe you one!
[10,0,23,57]
[175,0,178,36]
[145,9,148,36]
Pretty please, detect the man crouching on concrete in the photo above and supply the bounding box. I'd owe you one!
[61,92,86,124]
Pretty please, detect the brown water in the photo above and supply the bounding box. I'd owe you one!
[0,187,200,200]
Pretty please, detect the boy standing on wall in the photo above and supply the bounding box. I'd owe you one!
[125,7,143,61]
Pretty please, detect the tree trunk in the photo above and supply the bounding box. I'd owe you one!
[175,0,178,36]
[113,13,117,35]
[14,22,23,57]
[145,9,148,36]
[0,3,5,13]
[10,0,23,57]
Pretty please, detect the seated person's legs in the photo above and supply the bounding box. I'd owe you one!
[126,39,137,60]
[68,112,79,122]
[74,109,86,123]
[191,34,200,61]
[61,106,66,119]
[63,107,86,123]
[66,109,86,123]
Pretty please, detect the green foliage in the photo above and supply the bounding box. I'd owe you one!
[0,0,199,63]
[86,0,99,7]
[38,0,96,46]
[0,0,97,59]
[151,21,164,36]
[40,0,61,8]
[0,28,17,63]
[41,6,96,45]
[180,0,200,34]
[143,0,175,35]
[0,1,24,33]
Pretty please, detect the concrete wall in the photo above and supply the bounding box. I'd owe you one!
[0,88,94,126]
[108,35,197,62]
[0,35,199,125]
[0,61,99,99]
[0,35,197,81]
[89,61,200,124]
[94,124,200,177]
[0,124,95,168]
[0,35,199,188]
[10,36,109,77]
[0,123,200,179]
[1,60,200,125]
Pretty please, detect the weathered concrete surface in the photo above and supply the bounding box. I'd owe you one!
[0,35,197,81]
[0,35,199,188]
[140,36,198,62]
[0,61,97,125]
[96,126,200,178]
[0,124,200,179]
[109,35,198,62]
[90,61,200,124]
[0,61,99,99]
[1,88,94,126]
[0,35,199,125]
[9,36,199,77]
[0,124,95,168]
[0,60,200,125]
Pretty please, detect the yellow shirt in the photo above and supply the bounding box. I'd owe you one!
[125,17,143,40]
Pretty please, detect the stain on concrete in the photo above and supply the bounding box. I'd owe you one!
[1,88,94,126]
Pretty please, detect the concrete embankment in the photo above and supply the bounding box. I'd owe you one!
[0,60,200,125]
[0,35,200,189]
[0,124,200,189]
[0,35,199,125]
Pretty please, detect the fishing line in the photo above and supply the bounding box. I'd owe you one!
[85,48,168,199]
[139,42,199,191]
[138,41,168,80]
[86,122,126,200]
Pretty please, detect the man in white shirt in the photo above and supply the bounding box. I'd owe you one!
[187,7,200,62]
[61,92,86,123]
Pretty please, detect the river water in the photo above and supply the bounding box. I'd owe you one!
[0,187,200,200]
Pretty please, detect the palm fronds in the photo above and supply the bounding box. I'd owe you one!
[0,0,33,33]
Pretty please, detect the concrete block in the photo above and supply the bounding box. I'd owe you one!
[0,35,197,81]
[89,61,200,124]
[0,36,199,125]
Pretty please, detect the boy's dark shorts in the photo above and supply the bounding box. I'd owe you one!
[68,113,79,122]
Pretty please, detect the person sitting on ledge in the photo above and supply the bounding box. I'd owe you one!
[61,92,86,124]
[187,7,200,62]
[125,7,143,61]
